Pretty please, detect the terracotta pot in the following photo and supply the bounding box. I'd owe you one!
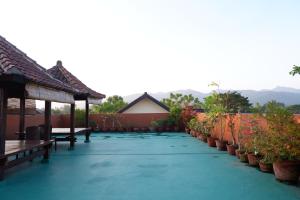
[185,128,190,134]
[226,144,237,156]
[207,137,217,147]
[101,127,108,132]
[216,140,227,151]
[174,126,179,132]
[259,161,273,173]
[247,153,259,167]
[140,127,148,132]
[117,127,124,132]
[239,152,248,163]
[165,127,171,132]
[273,160,300,183]
[133,127,140,132]
[198,134,207,143]
[235,149,241,159]
[157,127,164,132]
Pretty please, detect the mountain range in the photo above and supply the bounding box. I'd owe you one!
[123,86,300,106]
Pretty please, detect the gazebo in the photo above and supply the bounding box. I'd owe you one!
[0,35,77,180]
[47,61,105,144]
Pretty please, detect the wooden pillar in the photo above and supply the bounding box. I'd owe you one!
[19,97,25,140]
[84,100,90,143]
[0,88,7,155]
[43,101,51,160]
[0,88,7,180]
[44,101,51,141]
[70,103,75,148]
[85,100,89,128]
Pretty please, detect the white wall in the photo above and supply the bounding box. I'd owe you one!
[123,98,169,114]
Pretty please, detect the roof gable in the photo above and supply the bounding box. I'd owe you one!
[47,61,105,99]
[118,92,169,113]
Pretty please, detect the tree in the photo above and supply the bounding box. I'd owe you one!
[289,65,300,76]
[162,93,202,109]
[52,105,71,115]
[287,104,300,114]
[204,91,251,113]
[91,95,127,113]
[160,93,203,128]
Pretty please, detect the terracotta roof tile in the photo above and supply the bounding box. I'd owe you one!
[0,35,76,93]
[47,61,105,99]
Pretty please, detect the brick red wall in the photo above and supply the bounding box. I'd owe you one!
[6,113,169,139]
[89,113,169,128]
[6,114,63,139]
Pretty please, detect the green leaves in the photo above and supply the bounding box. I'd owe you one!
[289,65,300,76]
[91,95,127,113]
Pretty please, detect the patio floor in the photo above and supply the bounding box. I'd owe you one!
[1,133,300,200]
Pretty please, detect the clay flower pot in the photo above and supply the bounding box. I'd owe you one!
[101,127,108,132]
[247,153,259,167]
[235,149,241,159]
[273,160,300,183]
[174,126,179,132]
[165,127,171,132]
[185,128,190,134]
[133,127,140,132]
[239,152,248,163]
[216,140,227,151]
[226,144,238,156]
[207,137,217,147]
[259,161,273,173]
[198,134,207,143]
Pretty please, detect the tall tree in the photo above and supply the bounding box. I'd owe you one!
[91,95,127,113]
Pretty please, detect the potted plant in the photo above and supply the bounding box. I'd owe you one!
[150,120,158,132]
[260,101,300,182]
[226,114,238,155]
[215,113,228,151]
[89,120,97,132]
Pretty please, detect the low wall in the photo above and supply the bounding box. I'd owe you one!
[5,113,169,139]
[196,113,300,143]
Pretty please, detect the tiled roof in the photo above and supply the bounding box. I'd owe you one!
[118,92,169,113]
[47,61,105,99]
[0,35,76,93]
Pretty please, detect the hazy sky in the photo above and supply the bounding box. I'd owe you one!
[1,0,299,97]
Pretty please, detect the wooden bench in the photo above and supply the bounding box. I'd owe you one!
[52,128,91,149]
[0,140,53,180]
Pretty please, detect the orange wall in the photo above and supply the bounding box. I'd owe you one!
[196,113,300,142]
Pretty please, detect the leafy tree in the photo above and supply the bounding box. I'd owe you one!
[160,93,202,127]
[52,105,70,115]
[162,93,202,109]
[287,104,300,114]
[91,95,127,113]
[289,65,300,76]
[204,91,251,113]
[218,91,252,113]
[75,108,85,127]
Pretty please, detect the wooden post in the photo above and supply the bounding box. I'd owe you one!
[44,101,51,141]
[84,100,90,143]
[85,100,89,128]
[19,97,25,140]
[70,103,75,148]
[44,101,51,160]
[0,88,7,180]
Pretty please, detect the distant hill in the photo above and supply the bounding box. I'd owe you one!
[123,87,300,106]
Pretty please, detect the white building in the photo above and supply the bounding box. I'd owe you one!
[118,92,169,114]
